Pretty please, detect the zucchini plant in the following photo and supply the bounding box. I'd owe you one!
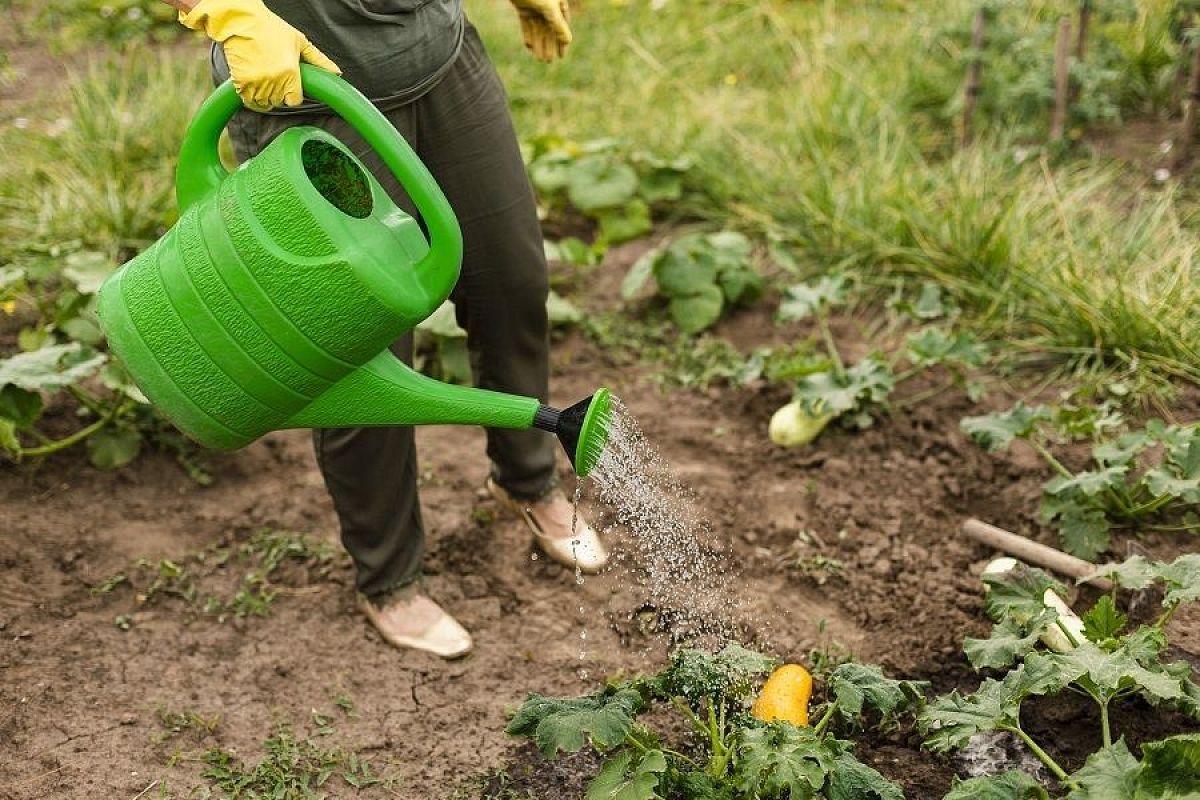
[961,405,1200,560]
[527,136,695,250]
[920,558,1200,798]
[622,231,764,335]
[768,275,987,446]
[0,256,207,474]
[506,643,927,799]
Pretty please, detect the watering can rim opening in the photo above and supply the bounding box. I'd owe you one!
[276,126,388,225]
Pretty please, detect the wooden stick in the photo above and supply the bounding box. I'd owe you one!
[1051,16,1072,142]
[961,6,986,147]
[962,518,1113,590]
[1076,0,1090,62]
[1174,39,1200,167]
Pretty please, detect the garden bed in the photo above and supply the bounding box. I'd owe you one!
[2,248,1197,799]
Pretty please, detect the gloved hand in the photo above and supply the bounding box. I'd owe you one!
[509,0,572,62]
[179,0,341,111]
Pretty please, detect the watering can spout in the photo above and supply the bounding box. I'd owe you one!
[285,354,611,477]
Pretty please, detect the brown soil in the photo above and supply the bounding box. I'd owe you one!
[3,241,1198,800]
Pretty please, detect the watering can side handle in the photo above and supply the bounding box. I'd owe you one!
[175,79,243,213]
[174,66,463,290]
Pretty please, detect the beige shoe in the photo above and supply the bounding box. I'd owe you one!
[487,478,609,573]
[358,591,473,659]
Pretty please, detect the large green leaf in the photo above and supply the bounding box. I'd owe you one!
[1093,432,1152,468]
[585,750,666,800]
[825,751,903,800]
[1045,642,1184,704]
[415,301,466,339]
[0,343,107,392]
[735,723,833,800]
[0,385,44,430]
[668,285,725,335]
[1086,555,1200,608]
[903,327,988,370]
[777,275,849,321]
[920,668,1035,752]
[505,689,643,757]
[530,151,574,194]
[946,770,1049,800]
[566,155,640,212]
[655,643,775,704]
[596,199,652,245]
[87,427,142,470]
[61,250,116,295]
[1068,739,1140,800]
[1058,507,1112,562]
[828,663,927,727]
[1045,467,1129,498]
[622,248,660,300]
[961,403,1052,452]
[652,247,715,297]
[981,565,1066,627]
[1142,468,1200,502]
[0,418,19,455]
[718,264,764,307]
[965,617,1048,670]
[793,358,895,419]
[1134,734,1200,799]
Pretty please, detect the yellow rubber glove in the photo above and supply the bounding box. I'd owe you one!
[509,0,572,62]
[179,0,341,111]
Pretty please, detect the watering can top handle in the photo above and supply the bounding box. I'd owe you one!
[175,64,462,275]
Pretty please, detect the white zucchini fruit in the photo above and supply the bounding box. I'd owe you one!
[982,557,1086,652]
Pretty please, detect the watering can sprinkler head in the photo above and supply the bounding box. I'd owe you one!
[532,388,612,478]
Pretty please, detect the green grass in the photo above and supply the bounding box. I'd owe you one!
[470,0,1200,384]
[0,44,206,268]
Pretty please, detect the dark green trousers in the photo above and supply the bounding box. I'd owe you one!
[226,23,557,599]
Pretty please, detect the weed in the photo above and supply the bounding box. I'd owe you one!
[90,571,128,595]
[198,725,401,798]
[332,692,358,719]
[154,705,220,742]
[101,530,340,623]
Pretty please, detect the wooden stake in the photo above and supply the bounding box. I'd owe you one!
[1076,0,1091,62]
[962,518,1113,590]
[1051,16,1072,142]
[962,7,986,147]
[1174,39,1200,167]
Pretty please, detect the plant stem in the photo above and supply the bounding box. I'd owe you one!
[1099,699,1112,749]
[1054,616,1081,649]
[817,311,846,381]
[812,701,839,738]
[18,405,120,458]
[671,696,710,740]
[1000,724,1074,787]
[1146,522,1200,533]
[1154,602,1180,629]
[1029,439,1074,479]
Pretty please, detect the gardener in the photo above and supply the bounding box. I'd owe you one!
[162,0,607,659]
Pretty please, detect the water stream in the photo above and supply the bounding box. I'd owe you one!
[576,397,763,651]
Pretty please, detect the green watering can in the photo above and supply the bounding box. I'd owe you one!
[97,65,610,476]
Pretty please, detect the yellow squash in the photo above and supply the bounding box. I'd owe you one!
[751,664,812,726]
